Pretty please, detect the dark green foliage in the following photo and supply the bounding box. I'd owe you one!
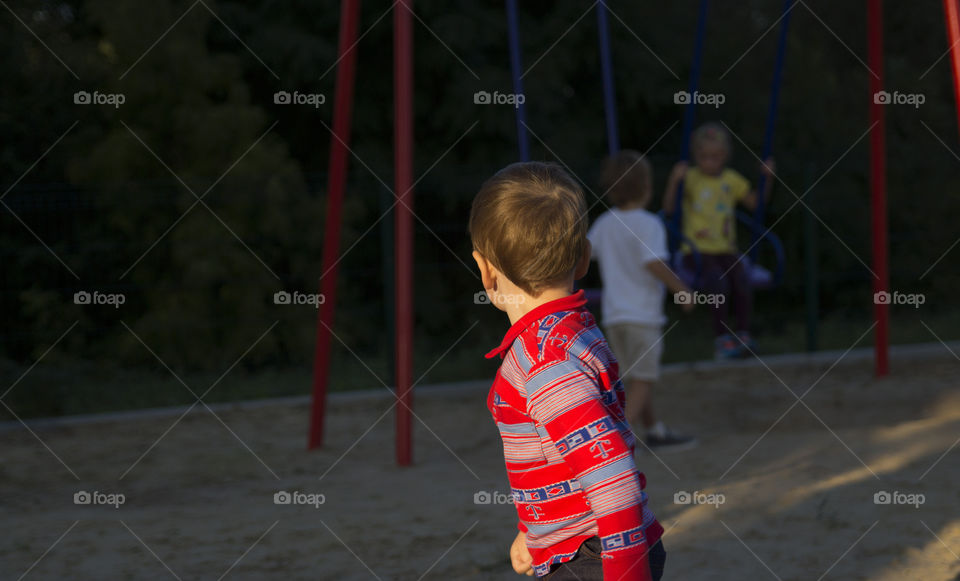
[2,0,959,416]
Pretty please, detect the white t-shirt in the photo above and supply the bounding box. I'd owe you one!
[587,208,669,327]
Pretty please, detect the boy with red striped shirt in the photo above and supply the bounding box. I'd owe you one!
[470,162,666,580]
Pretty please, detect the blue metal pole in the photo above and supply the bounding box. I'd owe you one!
[597,0,619,155]
[670,0,709,252]
[679,0,709,162]
[750,0,794,261]
[506,0,530,161]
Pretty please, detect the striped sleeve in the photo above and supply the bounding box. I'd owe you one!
[525,357,653,581]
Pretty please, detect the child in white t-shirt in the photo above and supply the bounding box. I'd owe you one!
[588,150,697,451]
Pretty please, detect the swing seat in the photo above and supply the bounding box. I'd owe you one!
[670,249,775,291]
[736,210,785,290]
[743,255,774,288]
[661,211,786,291]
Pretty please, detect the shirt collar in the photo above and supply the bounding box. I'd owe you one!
[484,290,587,359]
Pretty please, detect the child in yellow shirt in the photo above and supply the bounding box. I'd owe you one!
[663,123,775,359]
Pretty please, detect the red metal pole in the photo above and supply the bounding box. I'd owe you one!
[394,0,415,466]
[309,0,362,450]
[867,0,889,376]
[945,0,960,141]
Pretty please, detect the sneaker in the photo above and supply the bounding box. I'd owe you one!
[645,423,699,452]
[714,334,740,360]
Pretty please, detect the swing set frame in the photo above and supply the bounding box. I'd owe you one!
[307,0,960,466]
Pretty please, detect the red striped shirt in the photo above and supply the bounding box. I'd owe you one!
[486,290,663,580]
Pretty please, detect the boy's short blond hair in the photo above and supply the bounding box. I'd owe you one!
[469,162,587,296]
[691,122,732,153]
[599,150,652,209]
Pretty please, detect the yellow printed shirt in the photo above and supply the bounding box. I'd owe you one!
[681,167,751,254]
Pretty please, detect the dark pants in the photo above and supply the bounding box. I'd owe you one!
[683,253,752,337]
[538,537,666,580]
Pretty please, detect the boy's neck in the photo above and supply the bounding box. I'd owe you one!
[697,166,725,177]
[616,201,647,211]
[504,284,573,325]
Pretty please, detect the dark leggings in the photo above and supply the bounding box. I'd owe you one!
[683,253,752,337]
[539,537,666,580]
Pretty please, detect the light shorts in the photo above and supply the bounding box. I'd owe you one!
[604,323,664,382]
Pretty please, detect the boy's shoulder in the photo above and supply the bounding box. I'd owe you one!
[687,167,749,194]
[517,307,603,370]
[593,207,663,233]
[721,168,751,197]
[688,166,747,181]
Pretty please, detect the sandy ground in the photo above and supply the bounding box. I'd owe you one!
[2,348,960,581]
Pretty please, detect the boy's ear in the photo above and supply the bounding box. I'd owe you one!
[472,250,497,291]
[573,240,592,280]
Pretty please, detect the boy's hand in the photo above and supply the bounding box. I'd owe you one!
[510,530,535,576]
[760,157,776,177]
